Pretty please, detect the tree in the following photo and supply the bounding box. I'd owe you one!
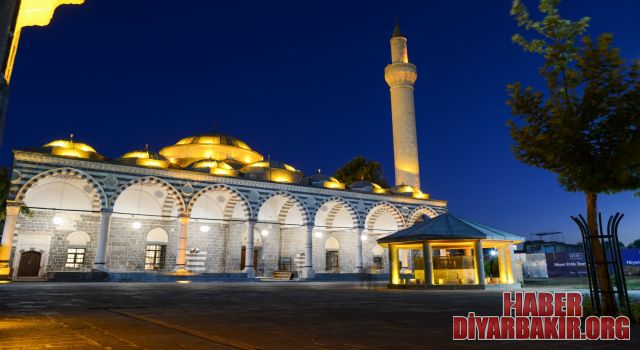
[507,0,640,315]
[628,239,640,249]
[333,156,389,188]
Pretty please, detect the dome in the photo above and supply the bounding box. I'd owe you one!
[389,184,429,199]
[306,170,331,187]
[188,159,237,177]
[240,160,304,184]
[349,181,387,194]
[119,146,169,169]
[159,133,263,167]
[43,135,104,160]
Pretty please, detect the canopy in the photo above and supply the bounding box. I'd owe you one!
[377,212,525,244]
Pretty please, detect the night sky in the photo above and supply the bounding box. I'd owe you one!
[3,0,640,244]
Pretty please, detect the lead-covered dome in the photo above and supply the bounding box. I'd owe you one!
[42,135,104,160]
[159,133,263,167]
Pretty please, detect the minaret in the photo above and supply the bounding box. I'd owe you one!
[384,22,421,190]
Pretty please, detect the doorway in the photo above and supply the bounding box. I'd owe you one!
[240,246,259,272]
[18,251,41,277]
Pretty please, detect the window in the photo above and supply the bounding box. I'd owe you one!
[373,256,383,270]
[145,244,166,270]
[66,248,85,268]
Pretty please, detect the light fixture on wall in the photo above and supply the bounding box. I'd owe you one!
[200,225,210,233]
[261,229,269,237]
[490,249,498,257]
[132,221,142,229]
[52,215,63,225]
[314,231,323,238]
[360,234,368,241]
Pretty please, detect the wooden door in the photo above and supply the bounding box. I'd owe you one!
[240,246,259,270]
[18,251,41,277]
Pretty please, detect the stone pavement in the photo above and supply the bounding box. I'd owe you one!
[0,281,637,349]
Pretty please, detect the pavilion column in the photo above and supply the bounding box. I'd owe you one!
[0,201,21,278]
[474,240,486,286]
[175,213,189,271]
[354,226,364,273]
[423,241,433,287]
[389,244,400,285]
[498,246,508,284]
[93,209,113,271]
[507,243,517,284]
[300,223,315,279]
[243,218,256,278]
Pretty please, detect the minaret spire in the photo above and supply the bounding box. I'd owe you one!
[384,20,421,190]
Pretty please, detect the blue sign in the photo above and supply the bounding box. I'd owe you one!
[545,252,587,277]
[621,249,640,267]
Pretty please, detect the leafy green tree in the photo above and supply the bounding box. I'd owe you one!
[0,167,29,222]
[628,239,640,249]
[333,156,389,188]
[507,0,640,315]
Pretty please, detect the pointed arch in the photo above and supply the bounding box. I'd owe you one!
[187,184,252,220]
[255,190,310,225]
[314,196,360,229]
[111,176,186,214]
[407,205,439,226]
[16,167,108,210]
[365,201,405,232]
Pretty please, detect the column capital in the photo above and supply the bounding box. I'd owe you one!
[5,201,22,216]
[178,213,190,224]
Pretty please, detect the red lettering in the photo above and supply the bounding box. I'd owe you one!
[615,316,630,340]
[566,292,582,317]
[503,292,514,316]
[501,316,515,339]
[523,293,538,316]
[476,316,490,339]
[566,316,581,339]
[486,317,501,339]
[585,316,600,340]
[553,292,566,316]
[515,317,529,339]
[543,317,559,339]
[529,317,544,339]
[538,292,553,316]
[452,316,468,340]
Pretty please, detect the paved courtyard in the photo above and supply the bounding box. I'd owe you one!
[0,281,637,349]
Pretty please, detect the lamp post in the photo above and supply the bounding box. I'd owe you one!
[488,249,498,282]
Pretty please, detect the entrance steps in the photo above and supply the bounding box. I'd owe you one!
[272,271,293,280]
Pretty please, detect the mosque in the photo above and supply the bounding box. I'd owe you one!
[0,24,523,287]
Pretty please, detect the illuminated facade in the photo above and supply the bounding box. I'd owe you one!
[0,132,446,280]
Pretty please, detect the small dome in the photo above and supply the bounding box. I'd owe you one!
[306,170,331,187]
[322,176,345,190]
[349,181,387,194]
[43,135,104,160]
[240,160,304,184]
[159,133,263,167]
[119,146,169,169]
[389,184,429,199]
[175,134,253,150]
[188,159,237,177]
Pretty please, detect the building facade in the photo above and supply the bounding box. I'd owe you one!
[0,23,451,281]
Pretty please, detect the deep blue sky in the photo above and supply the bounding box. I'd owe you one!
[3,0,640,244]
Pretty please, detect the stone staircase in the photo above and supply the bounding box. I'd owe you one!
[272,271,293,280]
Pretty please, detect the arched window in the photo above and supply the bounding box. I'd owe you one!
[66,232,90,268]
[145,228,168,270]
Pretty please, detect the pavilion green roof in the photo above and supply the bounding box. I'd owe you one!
[377,213,525,244]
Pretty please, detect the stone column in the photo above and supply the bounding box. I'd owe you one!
[93,209,113,271]
[423,241,433,287]
[300,223,315,279]
[498,246,508,284]
[175,213,189,271]
[507,243,517,284]
[389,244,400,285]
[0,201,21,278]
[243,219,256,278]
[354,227,364,273]
[474,240,486,286]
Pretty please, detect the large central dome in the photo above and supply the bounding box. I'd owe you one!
[159,133,264,167]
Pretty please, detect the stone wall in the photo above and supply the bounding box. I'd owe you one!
[13,210,100,276]
[186,222,227,272]
[105,216,178,272]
